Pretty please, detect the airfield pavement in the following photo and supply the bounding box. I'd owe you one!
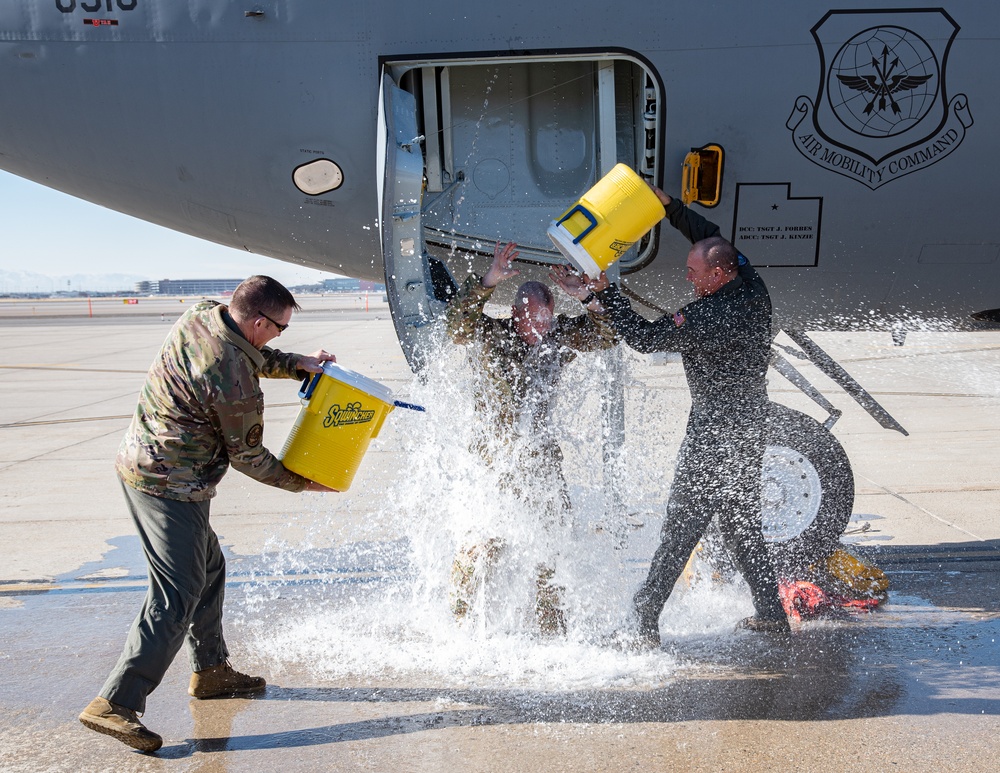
[1,296,998,772]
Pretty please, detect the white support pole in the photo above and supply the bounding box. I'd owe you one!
[597,61,629,548]
[421,67,442,192]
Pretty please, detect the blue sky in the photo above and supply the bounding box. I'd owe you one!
[0,172,343,289]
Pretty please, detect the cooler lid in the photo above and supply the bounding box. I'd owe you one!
[547,222,602,277]
[321,362,395,405]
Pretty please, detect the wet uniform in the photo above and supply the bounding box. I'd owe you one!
[447,275,616,433]
[446,273,615,510]
[101,300,310,713]
[446,275,615,630]
[597,199,786,629]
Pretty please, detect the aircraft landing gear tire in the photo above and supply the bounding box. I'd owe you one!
[761,403,854,573]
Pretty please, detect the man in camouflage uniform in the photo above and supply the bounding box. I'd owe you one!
[446,242,616,634]
[79,276,336,752]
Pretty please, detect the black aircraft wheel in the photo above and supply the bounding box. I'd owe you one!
[761,403,854,572]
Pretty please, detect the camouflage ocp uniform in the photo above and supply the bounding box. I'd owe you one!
[445,275,616,633]
[116,300,309,499]
[446,275,616,437]
[100,299,311,713]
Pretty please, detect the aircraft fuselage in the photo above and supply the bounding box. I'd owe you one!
[1,1,997,334]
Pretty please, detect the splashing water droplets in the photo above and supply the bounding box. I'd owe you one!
[242,332,758,690]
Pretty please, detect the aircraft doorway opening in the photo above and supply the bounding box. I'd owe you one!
[378,53,662,367]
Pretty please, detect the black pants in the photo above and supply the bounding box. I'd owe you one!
[634,411,785,626]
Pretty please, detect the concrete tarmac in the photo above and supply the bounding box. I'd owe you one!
[1,303,998,772]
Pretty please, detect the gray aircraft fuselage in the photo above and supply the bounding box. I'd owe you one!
[1,2,997,349]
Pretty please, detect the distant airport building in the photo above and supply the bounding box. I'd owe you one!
[321,278,386,292]
[134,279,243,295]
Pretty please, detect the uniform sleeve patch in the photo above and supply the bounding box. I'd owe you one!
[673,311,686,328]
[246,424,263,447]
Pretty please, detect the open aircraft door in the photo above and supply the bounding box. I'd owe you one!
[378,55,664,370]
[377,54,664,545]
[378,73,442,369]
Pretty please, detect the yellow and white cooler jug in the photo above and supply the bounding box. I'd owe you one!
[547,163,665,276]
[279,362,423,492]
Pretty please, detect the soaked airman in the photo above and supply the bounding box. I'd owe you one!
[446,242,616,634]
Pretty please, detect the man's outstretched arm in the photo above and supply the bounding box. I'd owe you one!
[651,188,721,246]
[583,270,695,355]
[445,241,518,345]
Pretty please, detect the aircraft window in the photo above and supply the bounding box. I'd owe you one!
[292,159,344,195]
[681,144,724,208]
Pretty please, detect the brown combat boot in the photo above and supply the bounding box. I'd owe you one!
[78,697,163,752]
[189,661,266,699]
[535,565,566,636]
[449,538,504,622]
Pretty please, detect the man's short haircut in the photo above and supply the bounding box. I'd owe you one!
[514,280,554,308]
[696,237,739,273]
[230,275,300,319]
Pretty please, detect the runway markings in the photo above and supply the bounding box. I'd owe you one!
[859,473,994,543]
[0,414,132,428]
[0,402,302,429]
[0,364,148,374]
[0,569,400,598]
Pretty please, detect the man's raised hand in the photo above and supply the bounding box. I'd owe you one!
[482,241,520,288]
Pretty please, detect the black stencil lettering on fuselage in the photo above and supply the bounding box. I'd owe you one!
[57,0,137,13]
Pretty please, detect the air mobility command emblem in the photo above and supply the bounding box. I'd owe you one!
[787,9,973,189]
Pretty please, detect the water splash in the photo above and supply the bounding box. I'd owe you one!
[240,327,761,690]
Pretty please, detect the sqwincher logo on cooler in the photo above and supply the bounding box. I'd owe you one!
[323,402,376,428]
[609,239,634,259]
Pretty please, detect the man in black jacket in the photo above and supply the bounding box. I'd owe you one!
[588,188,789,646]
